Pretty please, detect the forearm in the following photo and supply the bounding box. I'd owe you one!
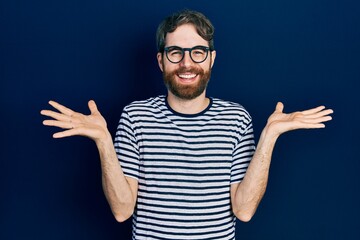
[233,125,279,221]
[96,133,137,222]
[41,100,138,221]
[232,102,333,221]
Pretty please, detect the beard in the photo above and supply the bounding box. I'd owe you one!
[162,64,212,100]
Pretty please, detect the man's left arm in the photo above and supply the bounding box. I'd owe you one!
[231,102,333,222]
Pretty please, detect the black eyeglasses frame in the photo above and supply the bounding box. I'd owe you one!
[163,45,213,64]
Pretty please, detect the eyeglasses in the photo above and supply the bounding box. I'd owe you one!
[163,45,212,64]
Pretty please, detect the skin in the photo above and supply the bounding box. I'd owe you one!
[157,24,216,114]
[41,24,333,223]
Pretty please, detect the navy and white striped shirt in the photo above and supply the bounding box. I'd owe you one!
[115,95,256,240]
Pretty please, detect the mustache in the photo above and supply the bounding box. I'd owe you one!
[175,66,202,74]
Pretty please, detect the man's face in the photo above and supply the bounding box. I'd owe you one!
[157,24,216,100]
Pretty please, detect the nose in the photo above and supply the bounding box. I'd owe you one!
[179,51,193,68]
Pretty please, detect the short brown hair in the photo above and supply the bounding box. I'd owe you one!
[156,9,215,52]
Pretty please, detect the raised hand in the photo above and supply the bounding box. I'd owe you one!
[41,100,109,143]
[266,102,333,138]
[231,102,333,220]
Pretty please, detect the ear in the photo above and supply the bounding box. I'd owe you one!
[157,52,164,72]
[210,50,216,68]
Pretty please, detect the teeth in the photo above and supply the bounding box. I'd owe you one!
[178,74,196,79]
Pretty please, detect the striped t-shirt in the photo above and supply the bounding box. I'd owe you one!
[115,95,256,240]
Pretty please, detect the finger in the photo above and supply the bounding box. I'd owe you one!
[53,129,79,138]
[48,100,75,116]
[302,123,326,129]
[304,109,334,119]
[88,100,99,114]
[275,102,284,113]
[302,106,326,115]
[302,115,333,124]
[40,110,71,122]
[291,121,326,129]
[43,120,73,129]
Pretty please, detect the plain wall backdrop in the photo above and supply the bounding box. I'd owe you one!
[1,0,359,239]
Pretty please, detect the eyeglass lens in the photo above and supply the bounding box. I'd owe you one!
[165,46,209,63]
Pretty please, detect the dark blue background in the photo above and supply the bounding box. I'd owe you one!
[1,0,359,239]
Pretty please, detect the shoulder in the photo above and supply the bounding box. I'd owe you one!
[121,95,167,121]
[211,98,252,122]
[123,95,166,112]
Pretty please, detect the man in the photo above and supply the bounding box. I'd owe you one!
[41,9,333,240]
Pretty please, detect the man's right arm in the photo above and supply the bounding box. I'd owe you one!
[41,100,138,222]
[96,134,138,222]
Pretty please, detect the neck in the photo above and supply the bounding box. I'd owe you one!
[167,91,210,115]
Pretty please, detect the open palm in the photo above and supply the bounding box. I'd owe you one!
[266,102,333,137]
[41,100,109,142]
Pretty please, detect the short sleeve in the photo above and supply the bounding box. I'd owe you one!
[230,120,256,184]
[114,109,140,180]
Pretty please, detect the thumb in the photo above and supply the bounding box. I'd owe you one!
[88,100,99,114]
[275,102,284,113]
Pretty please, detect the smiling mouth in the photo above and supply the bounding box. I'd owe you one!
[177,73,197,80]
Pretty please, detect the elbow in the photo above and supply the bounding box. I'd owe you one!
[236,212,253,222]
[107,198,136,223]
[113,209,134,223]
[115,216,128,223]
[232,197,262,222]
[114,213,132,223]
[234,209,255,222]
